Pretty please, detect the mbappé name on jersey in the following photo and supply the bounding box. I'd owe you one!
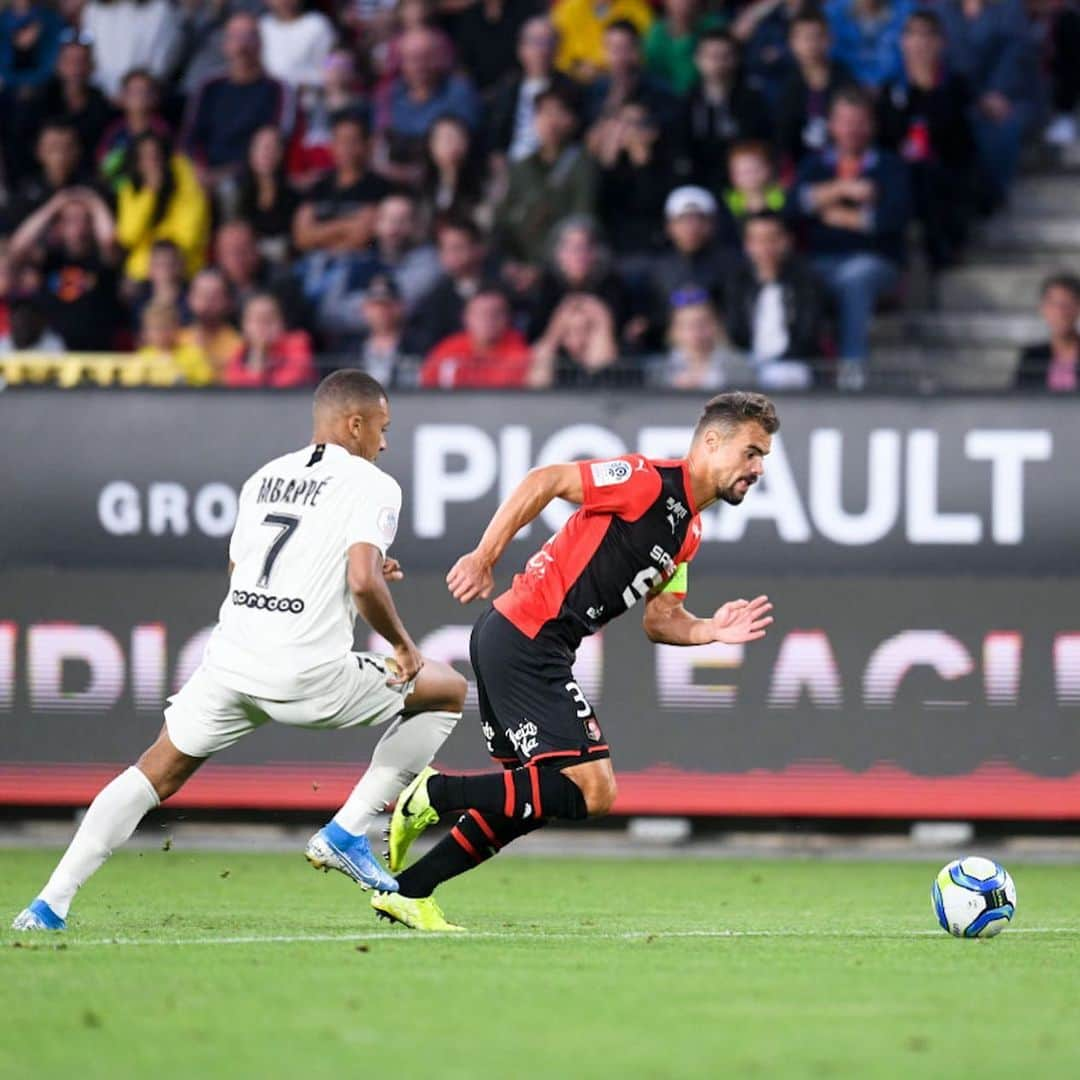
[203,442,401,698]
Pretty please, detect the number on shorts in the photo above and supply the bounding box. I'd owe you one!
[565,680,592,718]
[257,513,300,588]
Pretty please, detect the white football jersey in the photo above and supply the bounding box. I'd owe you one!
[203,442,401,698]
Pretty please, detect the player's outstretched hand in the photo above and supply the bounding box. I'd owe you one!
[446,551,494,604]
[709,595,773,644]
[389,641,424,686]
[382,557,404,582]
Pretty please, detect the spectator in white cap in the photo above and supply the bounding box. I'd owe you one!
[647,184,738,338]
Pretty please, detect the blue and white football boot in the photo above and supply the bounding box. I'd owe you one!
[12,898,66,932]
[305,822,398,893]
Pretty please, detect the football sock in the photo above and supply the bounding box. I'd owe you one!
[38,766,160,919]
[428,765,588,822]
[332,710,460,837]
[395,811,544,898]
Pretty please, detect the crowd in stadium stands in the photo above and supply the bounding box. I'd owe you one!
[0,0,1077,391]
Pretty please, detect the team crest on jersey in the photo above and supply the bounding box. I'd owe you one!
[591,459,633,487]
[377,506,399,543]
[585,717,603,742]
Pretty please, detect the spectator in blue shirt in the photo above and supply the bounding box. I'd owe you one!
[732,0,806,103]
[183,13,292,188]
[792,86,911,388]
[378,27,481,180]
[0,1,62,92]
[938,0,1042,208]
[825,0,912,90]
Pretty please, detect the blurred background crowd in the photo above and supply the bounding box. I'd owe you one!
[0,0,1077,391]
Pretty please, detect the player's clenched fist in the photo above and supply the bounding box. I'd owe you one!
[708,595,773,644]
[389,641,424,685]
[446,551,494,604]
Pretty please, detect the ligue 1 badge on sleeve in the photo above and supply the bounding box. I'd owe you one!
[591,460,632,487]
[377,506,399,543]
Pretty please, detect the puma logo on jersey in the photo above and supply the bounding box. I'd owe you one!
[665,497,688,532]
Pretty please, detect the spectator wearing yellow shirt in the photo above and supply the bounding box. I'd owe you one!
[135,302,216,386]
[177,269,244,381]
[552,0,654,81]
[116,133,210,283]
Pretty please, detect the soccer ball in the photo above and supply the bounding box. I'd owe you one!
[931,856,1016,938]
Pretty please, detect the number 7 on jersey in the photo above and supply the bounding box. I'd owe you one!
[258,513,300,588]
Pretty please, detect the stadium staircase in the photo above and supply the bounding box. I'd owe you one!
[872,160,1080,391]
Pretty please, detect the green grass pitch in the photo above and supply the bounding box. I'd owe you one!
[2,848,1079,1078]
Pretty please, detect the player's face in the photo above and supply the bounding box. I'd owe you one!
[710,421,771,505]
[350,396,391,462]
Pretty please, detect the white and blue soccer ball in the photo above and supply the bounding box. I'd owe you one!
[932,856,1016,939]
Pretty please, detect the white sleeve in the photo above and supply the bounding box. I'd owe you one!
[228,475,257,565]
[345,471,402,557]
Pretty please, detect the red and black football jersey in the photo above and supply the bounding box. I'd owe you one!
[494,456,703,647]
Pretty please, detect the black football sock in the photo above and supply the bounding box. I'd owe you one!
[428,766,588,822]
[396,811,544,899]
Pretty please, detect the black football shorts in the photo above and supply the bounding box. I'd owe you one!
[469,606,609,769]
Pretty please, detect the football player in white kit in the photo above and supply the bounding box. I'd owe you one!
[13,371,466,931]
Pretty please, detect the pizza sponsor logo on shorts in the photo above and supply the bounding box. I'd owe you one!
[591,459,633,487]
[231,589,305,614]
[508,718,539,758]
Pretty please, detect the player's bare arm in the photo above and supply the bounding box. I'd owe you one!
[447,463,584,603]
[348,542,423,684]
[642,589,774,647]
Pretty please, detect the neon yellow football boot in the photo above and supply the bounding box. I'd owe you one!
[387,766,440,872]
[371,891,465,932]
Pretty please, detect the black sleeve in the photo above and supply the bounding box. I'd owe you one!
[875,86,905,153]
[720,268,752,351]
[774,75,806,166]
[485,78,517,154]
[788,262,831,360]
[1013,345,1049,390]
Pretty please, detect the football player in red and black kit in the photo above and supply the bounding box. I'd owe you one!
[374,392,778,930]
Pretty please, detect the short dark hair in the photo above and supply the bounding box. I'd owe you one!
[744,210,788,233]
[435,215,483,244]
[905,9,943,34]
[329,106,370,138]
[695,392,780,439]
[831,84,874,115]
[469,283,510,306]
[38,117,78,141]
[314,370,388,414]
[605,19,641,43]
[535,85,578,114]
[149,238,183,257]
[727,139,773,165]
[697,28,737,50]
[121,67,157,90]
[790,8,829,33]
[1041,273,1080,301]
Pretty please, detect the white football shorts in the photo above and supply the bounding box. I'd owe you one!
[164,653,416,758]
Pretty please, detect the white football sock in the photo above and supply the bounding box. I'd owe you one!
[332,710,460,837]
[39,766,160,919]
